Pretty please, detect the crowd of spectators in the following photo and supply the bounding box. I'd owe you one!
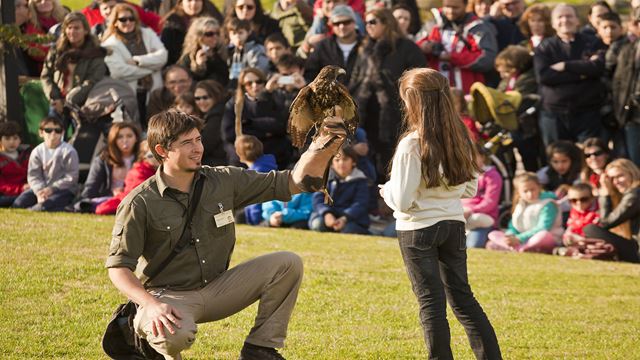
[3,0,640,263]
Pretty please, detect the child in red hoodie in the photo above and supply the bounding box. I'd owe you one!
[555,183,601,256]
[0,122,31,207]
[95,141,159,215]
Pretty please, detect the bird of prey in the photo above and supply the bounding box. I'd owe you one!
[288,65,359,149]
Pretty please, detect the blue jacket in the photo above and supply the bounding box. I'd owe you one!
[244,154,278,225]
[310,168,370,227]
[262,192,313,224]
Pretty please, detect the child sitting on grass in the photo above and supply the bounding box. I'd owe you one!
[0,121,31,207]
[236,135,278,225]
[554,182,601,257]
[309,146,370,234]
[262,192,313,229]
[12,117,78,212]
[486,172,563,253]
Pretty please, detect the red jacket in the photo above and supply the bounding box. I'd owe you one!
[81,2,161,34]
[566,203,600,236]
[95,160,157,215]
[0,147,31,196]
[22,23,49,73]
[417,12,497,94]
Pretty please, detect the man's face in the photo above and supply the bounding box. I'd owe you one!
[39,122,63,149]
[331,16,356,40]
[598,20,623,45]
[161,128,203,173]
[499,0,525,19]
[165,69,192,97]
[589,4,610,28]
[265,41,290,63]
[1,134,21,152]
[15,0,29,26]
[552,6,578,38]
[442,0,467,22]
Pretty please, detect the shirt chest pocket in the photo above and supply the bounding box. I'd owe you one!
[200,198,234,237]
[148,214,184,247]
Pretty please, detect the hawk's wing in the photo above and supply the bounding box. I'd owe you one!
[288,85,317,149]
[336,83,359,136]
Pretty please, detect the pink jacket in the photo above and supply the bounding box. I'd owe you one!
[462,165,502,224]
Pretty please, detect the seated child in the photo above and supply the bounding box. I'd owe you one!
[486,172,563,253]
[309,146,370,234]
[262,192,313,229]
[0,121,31,207]
[462,145,503,248]
[95,141,159,215]
[554,182,601,257]
[12,117,78,211]
[226,18,270,88]
[236,135,278,225]
[536,140,583,218]
[352,127,378,214]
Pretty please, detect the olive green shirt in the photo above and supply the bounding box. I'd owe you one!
[106,165,292,291]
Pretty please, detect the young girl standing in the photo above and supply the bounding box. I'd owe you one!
[381,68,501,359]
[486,173,563,253]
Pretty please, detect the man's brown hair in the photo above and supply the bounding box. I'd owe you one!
[147,110,203,162]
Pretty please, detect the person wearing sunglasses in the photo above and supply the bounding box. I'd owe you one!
[103,3,168,128]
[223,68,292,169]
[350,7,425,178]
[177,17,229,85]
[580,137,611,195]
[225,0,282,45]
[193,79,230,166]
[12,117,79,211]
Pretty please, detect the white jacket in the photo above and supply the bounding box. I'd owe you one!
[382,131,478,231]
[102,27,167,94]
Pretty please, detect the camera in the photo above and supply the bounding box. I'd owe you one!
[277,75,295,85]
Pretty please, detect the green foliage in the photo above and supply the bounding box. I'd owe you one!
[0,24,53,57]
[1,209,640,359]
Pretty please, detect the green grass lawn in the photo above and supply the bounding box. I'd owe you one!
[1,209,640,359]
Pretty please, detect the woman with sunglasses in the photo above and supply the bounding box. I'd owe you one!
[583,159,640,263]
[194,79,230,166]
[222,68,291,169]
[225,0,282,44]
[350,7,425,179]
[178,17,229,85]
[103,3,168,126]
[40,12,107,130]
[161,0,224,65]
[580,137,611,195]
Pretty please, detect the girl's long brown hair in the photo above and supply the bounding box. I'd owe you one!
[102,122,142,167]
[396,68,480,188]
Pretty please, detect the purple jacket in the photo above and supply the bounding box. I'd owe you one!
[461,165,502,224]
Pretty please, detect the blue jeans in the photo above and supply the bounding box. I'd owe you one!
[466,227,492,248]
[0,195,18,207]
[397,221,502,359]
[539,109,604,146]
[12,188,75,211]
[624,122,640,167]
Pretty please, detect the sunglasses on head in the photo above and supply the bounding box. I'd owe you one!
[117,16,136,23]
[236,4,255,10]
[366,18,379,26]
[243,79,264,86]
[569,196,592,204]
[202,30,219,37]
[43,127,63,134]
[332,19,354,27]
[584,150,605,158]
[194,95,211,101]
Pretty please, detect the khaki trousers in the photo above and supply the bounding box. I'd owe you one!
[133,251,303,360]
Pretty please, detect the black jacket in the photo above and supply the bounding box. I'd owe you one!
[304,35,362,86]
[201,102,227,166]
[534,33,606,113]
[178,53,229,86]
[612,39,640,126]
[81,156,112,199]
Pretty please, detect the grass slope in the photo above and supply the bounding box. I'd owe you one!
[1,209,640,359]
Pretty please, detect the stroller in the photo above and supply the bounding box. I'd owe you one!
[469,82,541,228]
[67,78,140,178]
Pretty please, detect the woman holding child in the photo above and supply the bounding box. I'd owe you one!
[381,68,501,359]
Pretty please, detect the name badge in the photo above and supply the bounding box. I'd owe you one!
[214,202,234,227]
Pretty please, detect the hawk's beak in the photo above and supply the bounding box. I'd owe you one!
[338,68,346,76]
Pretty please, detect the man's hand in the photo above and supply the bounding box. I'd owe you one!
[324,213,336,228]
[36,187,53,203]
[143,299,183,337]
[266,74,281,91]
[550,62,566,72]
[270,211,283,227]
[332,216,347,231]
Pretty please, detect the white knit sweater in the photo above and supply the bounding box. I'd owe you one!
[382,131,478,231]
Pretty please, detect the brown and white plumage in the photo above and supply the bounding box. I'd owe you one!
[288,65,358,148]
